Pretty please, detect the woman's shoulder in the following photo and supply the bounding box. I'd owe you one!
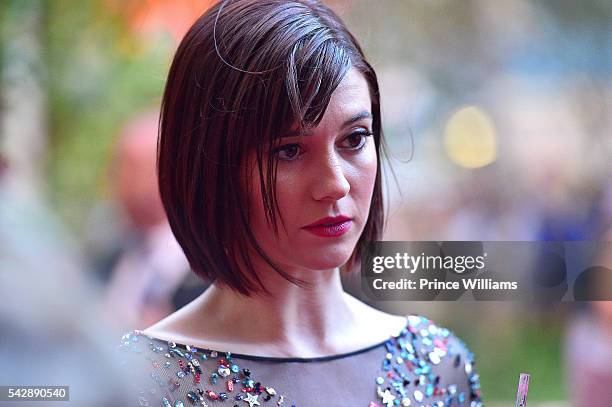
[380,313,481,404]
[400,314,471,344]
[117,329,323,406]
[393,314,478,371]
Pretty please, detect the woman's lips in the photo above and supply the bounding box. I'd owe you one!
[302,219,352,237]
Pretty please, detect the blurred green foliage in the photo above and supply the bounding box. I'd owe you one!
[41,0,172,231]
[443,306,566,402]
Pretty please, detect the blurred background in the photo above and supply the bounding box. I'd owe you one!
[0,0,610,405]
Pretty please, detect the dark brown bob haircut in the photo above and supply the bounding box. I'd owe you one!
[158,0,387,296]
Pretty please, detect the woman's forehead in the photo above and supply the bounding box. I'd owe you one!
[329,68,371,107]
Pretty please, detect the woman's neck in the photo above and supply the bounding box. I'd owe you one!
[144,263,407,357]
[192,267,359,356]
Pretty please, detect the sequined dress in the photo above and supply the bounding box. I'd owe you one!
[119,315,482,407]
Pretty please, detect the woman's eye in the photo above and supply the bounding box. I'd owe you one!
[274,132,371,160]
[342,131,371,150]
[275,144,301,161]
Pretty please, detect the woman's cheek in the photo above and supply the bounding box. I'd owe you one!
[271,168,303,224]
[353,146,378,212]
[355,144,378,185]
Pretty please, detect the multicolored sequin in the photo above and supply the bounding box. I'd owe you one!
[370,315,482,407]
[120,331,292,407]
[119,315,481,406]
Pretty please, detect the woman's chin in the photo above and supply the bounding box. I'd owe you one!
[297,250,353,271]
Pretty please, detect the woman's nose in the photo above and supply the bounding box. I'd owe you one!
[311,154,350,202]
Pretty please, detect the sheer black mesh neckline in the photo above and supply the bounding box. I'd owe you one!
[142,316,409,363]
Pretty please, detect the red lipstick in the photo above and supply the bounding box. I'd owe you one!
[303,216,352,237]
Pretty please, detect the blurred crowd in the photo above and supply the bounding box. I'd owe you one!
[87,110,205,329]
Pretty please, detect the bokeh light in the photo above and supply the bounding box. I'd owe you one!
[443,106,498,169]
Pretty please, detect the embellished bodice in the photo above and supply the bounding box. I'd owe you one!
[118,315,482,406]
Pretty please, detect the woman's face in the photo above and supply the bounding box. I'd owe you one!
[248,68,378,274]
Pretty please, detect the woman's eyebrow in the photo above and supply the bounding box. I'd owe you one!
[281,111,372,139]
[342,111,372,128]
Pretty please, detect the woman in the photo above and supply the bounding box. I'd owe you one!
[119,1,482,406]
